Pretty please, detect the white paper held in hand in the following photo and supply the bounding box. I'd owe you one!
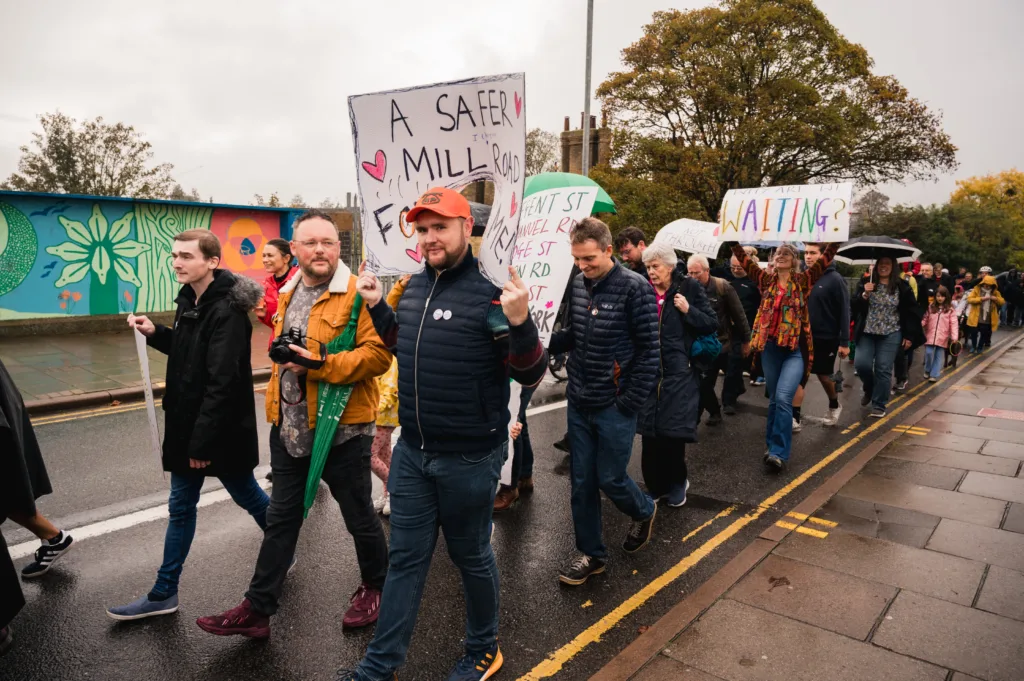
[134,328,162,463]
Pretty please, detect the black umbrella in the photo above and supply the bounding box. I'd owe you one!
[834,236,922,266]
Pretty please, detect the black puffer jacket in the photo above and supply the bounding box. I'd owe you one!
[549,263,660,415]
[148,270,262,476]
[852,276,925,350]
[638,270,718,441]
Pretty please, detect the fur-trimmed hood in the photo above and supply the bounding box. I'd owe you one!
[228,273,265,311]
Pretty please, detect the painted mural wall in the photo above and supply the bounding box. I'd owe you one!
[0,194,285,321]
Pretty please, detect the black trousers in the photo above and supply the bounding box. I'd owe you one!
[699,342,745,415]
[246,426,388,615]
[969,323,993,350]
[640,436,687,499]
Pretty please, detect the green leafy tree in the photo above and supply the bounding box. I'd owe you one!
[525,128,560,176]
[2,112,175,198]
[168,184,202,202]
[597,0,958,222]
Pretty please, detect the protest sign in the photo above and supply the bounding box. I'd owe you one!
[349,73,526,285]
[654,219,721,258]
[512,186,597,345]
[134,328,162,464]
[715,183,853,243]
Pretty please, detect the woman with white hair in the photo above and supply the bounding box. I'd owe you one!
[636,243,717,506]
[730,241,840,472]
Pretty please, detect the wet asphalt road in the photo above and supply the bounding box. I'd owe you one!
[2,334,1015,681]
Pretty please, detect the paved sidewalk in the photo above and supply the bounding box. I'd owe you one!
[0,323,274,406]
[601,336,1024,681]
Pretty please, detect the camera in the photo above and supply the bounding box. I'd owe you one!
[269,327,326,370]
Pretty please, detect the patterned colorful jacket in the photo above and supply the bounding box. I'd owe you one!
[730,243,839,376]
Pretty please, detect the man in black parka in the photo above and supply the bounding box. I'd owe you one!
[106,229,269,621]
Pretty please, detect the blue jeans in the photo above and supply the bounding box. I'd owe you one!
[760,342,804,462]
[855,331,902,410]
[923,345,944,379]
[509,386,537,486]
[566,403,654,560]
[153,472,269,598]
[357,438,506,681]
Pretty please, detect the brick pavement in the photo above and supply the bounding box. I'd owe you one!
[604,336,1024,681]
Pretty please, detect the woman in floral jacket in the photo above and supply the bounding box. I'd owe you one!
[730,241,839,472]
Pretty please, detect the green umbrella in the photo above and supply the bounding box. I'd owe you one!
[304,294,364,517]
[524,172,616,214]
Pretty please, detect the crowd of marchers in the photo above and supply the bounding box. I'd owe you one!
[2,190,1020,681]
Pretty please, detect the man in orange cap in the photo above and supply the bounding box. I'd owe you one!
[344,187,548,681]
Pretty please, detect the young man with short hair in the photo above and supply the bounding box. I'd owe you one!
[613,226,649,280]
[551,217,660,586]
[107,230,269,621]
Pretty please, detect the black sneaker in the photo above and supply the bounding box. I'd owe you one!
[860,392,871,407]
[559,554,606,586]
[723,404,737,416]
[870,407,886,418]
[0,625,11,657]
[553,434,571,453]
[706,413,723,426]
[895,380,908,392]
[623,504,657,553]
[21,531,74,579]
[763,454,785,472]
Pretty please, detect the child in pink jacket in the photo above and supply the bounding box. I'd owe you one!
[922,286,958,382]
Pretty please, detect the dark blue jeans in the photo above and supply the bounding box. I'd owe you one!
[855,331,902,409]
[509,386,537,486]
[566,403,654,560]
[153,472,269,598]
[357,438,506,681]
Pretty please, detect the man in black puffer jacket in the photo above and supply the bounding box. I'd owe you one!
[549,217,660,587]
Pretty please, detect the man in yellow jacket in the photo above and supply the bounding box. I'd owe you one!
[197,210,392,638]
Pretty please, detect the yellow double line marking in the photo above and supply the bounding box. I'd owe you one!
[775,511,839,539]
[891,424,931,436]
[519,338,1002,681]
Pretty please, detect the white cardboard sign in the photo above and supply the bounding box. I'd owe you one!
[654,219,721,258]
[349,73,527,285]
[715,183,853,243]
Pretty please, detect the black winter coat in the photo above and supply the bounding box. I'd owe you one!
[852,277,925,350]
[549,263,660,415]
[637,271,718,441]
[148,270,263,477]
[0,357,51,518]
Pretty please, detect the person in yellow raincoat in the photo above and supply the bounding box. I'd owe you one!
[965,275,1004,353]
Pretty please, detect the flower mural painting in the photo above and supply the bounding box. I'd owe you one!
[45,204,151,315]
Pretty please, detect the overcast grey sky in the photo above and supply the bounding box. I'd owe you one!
[1,0,1021,208]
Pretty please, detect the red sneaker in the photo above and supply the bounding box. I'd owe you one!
[343,583,381,629]
[196,598,270,639]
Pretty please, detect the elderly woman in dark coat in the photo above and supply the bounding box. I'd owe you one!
[637,243,718,507]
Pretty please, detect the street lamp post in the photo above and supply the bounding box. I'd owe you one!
[580,0,594,177]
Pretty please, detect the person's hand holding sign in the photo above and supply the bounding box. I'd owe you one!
[356,261,383,307]
[501,267,530,326]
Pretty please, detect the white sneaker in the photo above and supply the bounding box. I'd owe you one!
[382,496,391,517]
[791,419,803,433]
[373,494,386,513]
[824,405,843,427]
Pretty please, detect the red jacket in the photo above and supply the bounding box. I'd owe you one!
[258,267,299,347]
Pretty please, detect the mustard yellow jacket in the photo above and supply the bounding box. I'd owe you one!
[966,276,1005,330]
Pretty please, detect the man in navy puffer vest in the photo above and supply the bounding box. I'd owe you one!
[549,217,660,586]
[350,187,547,681]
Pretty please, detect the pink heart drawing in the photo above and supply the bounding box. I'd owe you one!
[514,92,522,118]
[545,300,554,309]
[510,192,517,218]
[405,244,423,264]
[361,150,387,182]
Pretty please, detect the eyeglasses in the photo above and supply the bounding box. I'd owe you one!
[297,239,339,250]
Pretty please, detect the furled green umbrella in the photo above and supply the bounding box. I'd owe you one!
[524,172,616,214]
[304,294,363,517]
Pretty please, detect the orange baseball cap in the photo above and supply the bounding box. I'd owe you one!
[405,187,472,224]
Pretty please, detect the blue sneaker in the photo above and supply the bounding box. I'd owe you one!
[667,480,690,508]
[447,643,503,681]
[106,593,179,621]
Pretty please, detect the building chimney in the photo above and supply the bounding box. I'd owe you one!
[590,115,596,130]
[601,110,608,128]
[346,192,351,208]
[563,116,570,132]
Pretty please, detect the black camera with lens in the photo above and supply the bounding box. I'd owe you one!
[269,327,326,370]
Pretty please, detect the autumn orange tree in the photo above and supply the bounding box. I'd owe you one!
[595,0,958,236]
[949,169,1024,267]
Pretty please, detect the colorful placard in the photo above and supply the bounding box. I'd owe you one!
[715,183,853,243]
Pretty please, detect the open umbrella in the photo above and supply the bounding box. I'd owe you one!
[524,172,616,214]
[834,236,921,266]
[304,294,364,517]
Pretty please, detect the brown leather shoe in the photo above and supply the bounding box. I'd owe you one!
[517,477,534,494]
[493,486,519,512]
